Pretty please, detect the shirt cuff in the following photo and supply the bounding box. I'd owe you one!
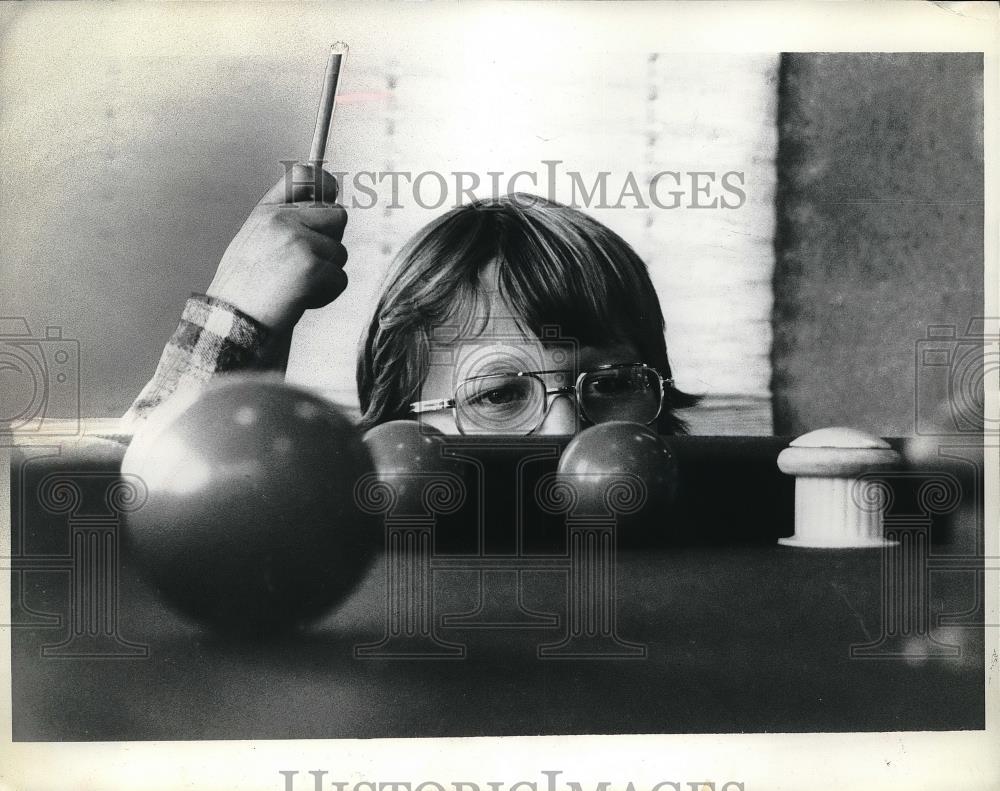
[121,293,274,429]
[180,293,272,371]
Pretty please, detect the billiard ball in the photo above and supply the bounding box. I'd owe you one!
[363,420,445,471]
[120,376,379,636]
[556,421,678,524]
[363,420,467,514]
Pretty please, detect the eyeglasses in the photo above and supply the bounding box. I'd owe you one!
[409,363,671,435]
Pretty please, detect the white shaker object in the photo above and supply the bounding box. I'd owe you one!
[777,427,900,548]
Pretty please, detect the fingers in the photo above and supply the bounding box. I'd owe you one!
[303,256,349,309]
[261,163,341,205]
[299,227,349,268]
[294,206,348,237]
[259,163,347,238]
[294,225,348,309]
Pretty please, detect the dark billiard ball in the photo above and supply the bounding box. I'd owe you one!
[556,421,678,524]
[120,376,379,637]
[363,420,445,472]
[362,420,468,514]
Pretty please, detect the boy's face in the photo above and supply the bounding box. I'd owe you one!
[417,286,639,435]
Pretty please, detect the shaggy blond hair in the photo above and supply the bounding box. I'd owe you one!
[356,193,696,433]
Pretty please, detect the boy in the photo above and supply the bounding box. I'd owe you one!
[126,165,696,434]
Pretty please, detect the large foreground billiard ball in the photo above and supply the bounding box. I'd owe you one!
[556,421,678,523]
[120,377,379,636]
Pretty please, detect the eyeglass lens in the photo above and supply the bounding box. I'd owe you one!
[578,365,660,424]
[455,375,546,435]
[455,365,661,435]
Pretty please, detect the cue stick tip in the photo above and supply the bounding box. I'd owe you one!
[309,42,349,165]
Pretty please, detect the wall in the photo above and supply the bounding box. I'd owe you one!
[772,53,984,436]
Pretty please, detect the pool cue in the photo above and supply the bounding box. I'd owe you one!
[308,41,349,165]
[270,42,349,370]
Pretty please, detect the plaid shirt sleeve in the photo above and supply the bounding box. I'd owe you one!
[122,294,279,428]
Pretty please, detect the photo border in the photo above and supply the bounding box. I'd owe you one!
[1,2,997,790]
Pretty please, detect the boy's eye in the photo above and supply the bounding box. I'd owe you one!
[469,383,530,407]
[590,376,629,395]
[455,376,545,435]
[587,373,636,396]
[582,366,654,399]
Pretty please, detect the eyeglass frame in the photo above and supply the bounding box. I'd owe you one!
[408,362,672,434]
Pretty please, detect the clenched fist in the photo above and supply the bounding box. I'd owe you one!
[206,164,349,333]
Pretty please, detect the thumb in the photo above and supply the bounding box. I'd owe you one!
[260,163,340,205]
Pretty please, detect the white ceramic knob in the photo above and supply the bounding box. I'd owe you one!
[777,427,900,548]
